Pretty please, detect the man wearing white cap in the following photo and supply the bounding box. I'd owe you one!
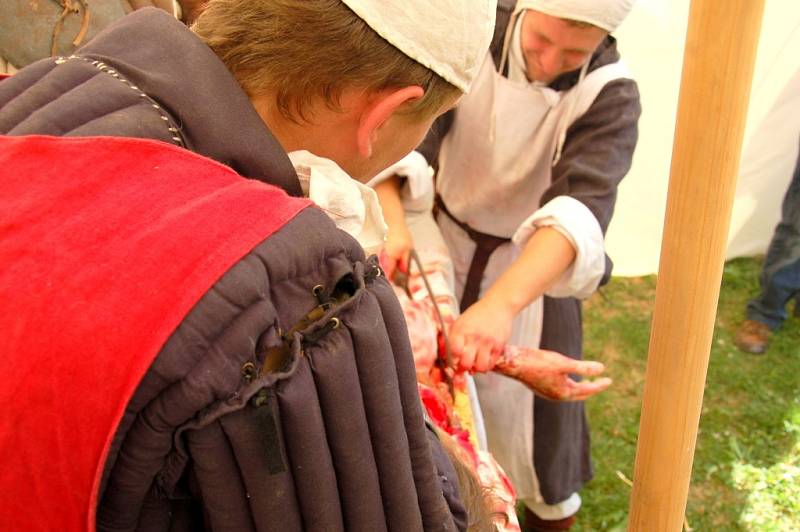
[0,0,499,529]
[375,0,640,529]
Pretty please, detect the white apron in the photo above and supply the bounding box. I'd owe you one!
[435,51,631,505]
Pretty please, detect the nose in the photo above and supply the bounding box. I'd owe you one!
[539,47,564,78]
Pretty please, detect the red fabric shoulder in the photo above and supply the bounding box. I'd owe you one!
[0,135,310,531]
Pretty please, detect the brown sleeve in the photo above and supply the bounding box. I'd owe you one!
[540,78,642,234]
[416,109,455,171]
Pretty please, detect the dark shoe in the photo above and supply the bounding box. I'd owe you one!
[523,507,576,531]
[735,319,772,354]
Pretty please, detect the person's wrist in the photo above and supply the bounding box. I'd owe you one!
[387,224,411,248]
[479,290,518,321]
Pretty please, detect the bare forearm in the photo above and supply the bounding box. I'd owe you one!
[374,176,414,277]
[374,176,407,229]
[482,227,576,316]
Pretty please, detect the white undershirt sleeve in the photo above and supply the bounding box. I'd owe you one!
[511,195,606,299]
[367,150,433,203]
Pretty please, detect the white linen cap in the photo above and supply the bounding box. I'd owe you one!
[515,0,635,32]
[340,0,497,93]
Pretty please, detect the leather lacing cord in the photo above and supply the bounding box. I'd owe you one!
[54,54,186,148]
[245,262,384,392]
[50,0,90,57]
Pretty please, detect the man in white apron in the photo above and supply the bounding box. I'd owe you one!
[374,0,640,529]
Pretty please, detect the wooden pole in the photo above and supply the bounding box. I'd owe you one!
[627,0,765,529]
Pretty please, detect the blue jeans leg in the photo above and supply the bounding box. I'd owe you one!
[747,140,800,329]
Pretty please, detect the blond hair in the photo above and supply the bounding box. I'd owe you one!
[192,0,461,123]
[435,427,508,532]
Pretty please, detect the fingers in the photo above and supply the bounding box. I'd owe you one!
[565,377,613,401]
[379,246,411,282]
[536,349,606,377]
[568,360,606,377]
[455,336,477,372]
[475,341,504,373]
[384,227,413,271]
[397,253,409,274]
[450,329,504,373]
[448,301,511,372]
[378,250,403,282]
[473,342,494,372]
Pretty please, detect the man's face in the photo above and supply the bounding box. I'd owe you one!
[519,10,607,84]
[344,94,460,182]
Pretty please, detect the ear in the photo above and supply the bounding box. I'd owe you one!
[356,86,424,158]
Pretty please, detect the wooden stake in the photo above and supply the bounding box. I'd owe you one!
[627,0,765,529]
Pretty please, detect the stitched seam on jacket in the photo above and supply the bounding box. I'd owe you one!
[1,60,100,132]
[54,55,185,147]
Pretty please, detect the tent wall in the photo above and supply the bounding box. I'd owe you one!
[606,0,800,276]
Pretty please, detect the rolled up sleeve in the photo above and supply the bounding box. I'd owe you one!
[512,195,605,299]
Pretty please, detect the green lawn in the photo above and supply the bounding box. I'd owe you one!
[575,257,800,531]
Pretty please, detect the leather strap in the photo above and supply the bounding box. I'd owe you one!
[434,194,510,312]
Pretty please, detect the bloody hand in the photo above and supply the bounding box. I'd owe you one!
[491,345,611,401]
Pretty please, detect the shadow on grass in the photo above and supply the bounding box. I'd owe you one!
[573,257,800,531]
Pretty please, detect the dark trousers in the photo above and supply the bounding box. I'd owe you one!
[747,139,800,329]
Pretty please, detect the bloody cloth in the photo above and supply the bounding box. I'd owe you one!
[0,135,310,531]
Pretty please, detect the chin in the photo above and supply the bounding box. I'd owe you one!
[529,71,553,84]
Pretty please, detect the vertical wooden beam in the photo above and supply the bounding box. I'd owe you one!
[628,0,765,529]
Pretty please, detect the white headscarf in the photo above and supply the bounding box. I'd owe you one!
[340,0,497,93]
[515,0,635,32]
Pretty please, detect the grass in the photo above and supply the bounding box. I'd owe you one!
[574,257,800,531]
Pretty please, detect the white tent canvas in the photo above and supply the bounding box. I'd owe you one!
[606,0,800,276]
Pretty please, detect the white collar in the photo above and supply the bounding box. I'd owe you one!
[288,151,387,256]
